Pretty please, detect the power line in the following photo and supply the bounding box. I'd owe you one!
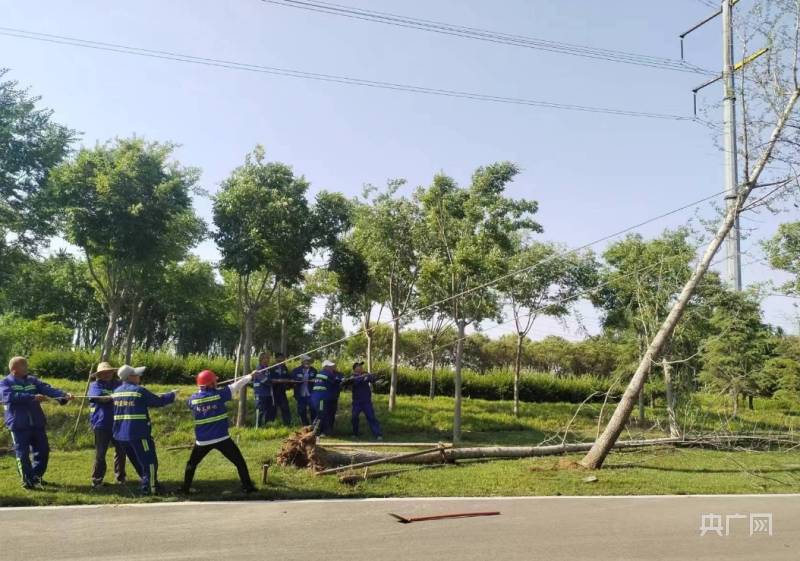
[264,0,713,75]
[694,0,718,9]
[0,27,691,121]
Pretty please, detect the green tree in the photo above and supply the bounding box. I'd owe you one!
[0,69,74,248]
[415,162,540,442]
[498,241,597,416]
[49,138,203,361]
[1,251,104,345]
[329,238,382,368]
[700,291,770,417]
[592,230,703,429]
[213,146,316,425]
[765,222,800,301]
[352,182,420,410]
[0,313,73,366]
[159,257,235,355]
[254,283,313,355]
[758,357,800,400]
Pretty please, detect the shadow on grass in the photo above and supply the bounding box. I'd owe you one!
[605,463,800,475]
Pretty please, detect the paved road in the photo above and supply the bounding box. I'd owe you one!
[0,495,798,561]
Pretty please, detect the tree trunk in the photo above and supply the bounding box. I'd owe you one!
[732,388,739,418]
[663,358,681,438]
[389,317,400,412]
[579,88,800,469]
[748,394,754,410]
[100,304,120,362]
[364,311,373,373]
[280,317,288,355]
[513,333,523,418]
[638,387,645,424]
[123,300,143,365]
[453,319,466,444]
[237,311,255,427]
[311,438,682,469]
[233,334,242,378]
[429,350,437,399]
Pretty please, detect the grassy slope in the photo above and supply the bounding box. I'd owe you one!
[1,380,799,506]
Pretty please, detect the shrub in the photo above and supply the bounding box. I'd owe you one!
[25,350,612,403]
[27,350,236,384]
[0,314,73,368]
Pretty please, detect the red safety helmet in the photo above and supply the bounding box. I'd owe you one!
[197,369,218,387]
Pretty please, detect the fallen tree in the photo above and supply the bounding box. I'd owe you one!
[276,429,800,473]
[276,429,682,472]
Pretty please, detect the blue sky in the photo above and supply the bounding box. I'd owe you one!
[4,0,798,337]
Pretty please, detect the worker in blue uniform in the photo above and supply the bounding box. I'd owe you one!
[250,352,275,428]
[269,352,293,425]
[0,356,73,489]
[310,360,343,436]
[112,364,177,495]
[346,362,383,440]
[291,355,317,426]
[87,361,136,488]
[181,369,256,494]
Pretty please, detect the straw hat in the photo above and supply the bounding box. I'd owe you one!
[93,362,118,376]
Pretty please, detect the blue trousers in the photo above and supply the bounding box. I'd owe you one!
[352,400,382,437]
[255,396,276,427]
[273,391,292,425]
[295,395,313,426]
[10,428,49,486]
[121,437,158,494]
[311,395,338,434]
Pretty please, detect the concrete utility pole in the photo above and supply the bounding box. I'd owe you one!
[721,0,742,290]
[683,1,761,290]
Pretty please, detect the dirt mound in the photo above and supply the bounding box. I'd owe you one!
[276,427,323,470]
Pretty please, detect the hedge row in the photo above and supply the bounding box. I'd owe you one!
[28,350,236,385]
[26,350,615,403]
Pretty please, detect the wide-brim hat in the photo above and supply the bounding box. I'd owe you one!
[300,355,312,362]
[352,361,364,370]
[93,362,118,376]
[321,360,336,367]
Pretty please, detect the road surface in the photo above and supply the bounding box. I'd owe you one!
[0,494,798,560]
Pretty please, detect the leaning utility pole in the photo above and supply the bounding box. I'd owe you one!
[721,0,742,290]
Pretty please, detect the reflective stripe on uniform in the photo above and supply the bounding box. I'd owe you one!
[312,386,327,391]
[114,414,147,421]
[10,432,23,482]
[142,439,149,452]
[191,395,221,406]
[113,392,142,398]
[194,413,228,425]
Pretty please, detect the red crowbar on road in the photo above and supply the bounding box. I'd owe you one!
[388,511,501,524]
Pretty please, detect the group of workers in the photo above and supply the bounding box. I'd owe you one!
[0,354,383,496]
[251,353,382,439]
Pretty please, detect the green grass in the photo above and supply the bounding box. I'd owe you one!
[2,380,800,507]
